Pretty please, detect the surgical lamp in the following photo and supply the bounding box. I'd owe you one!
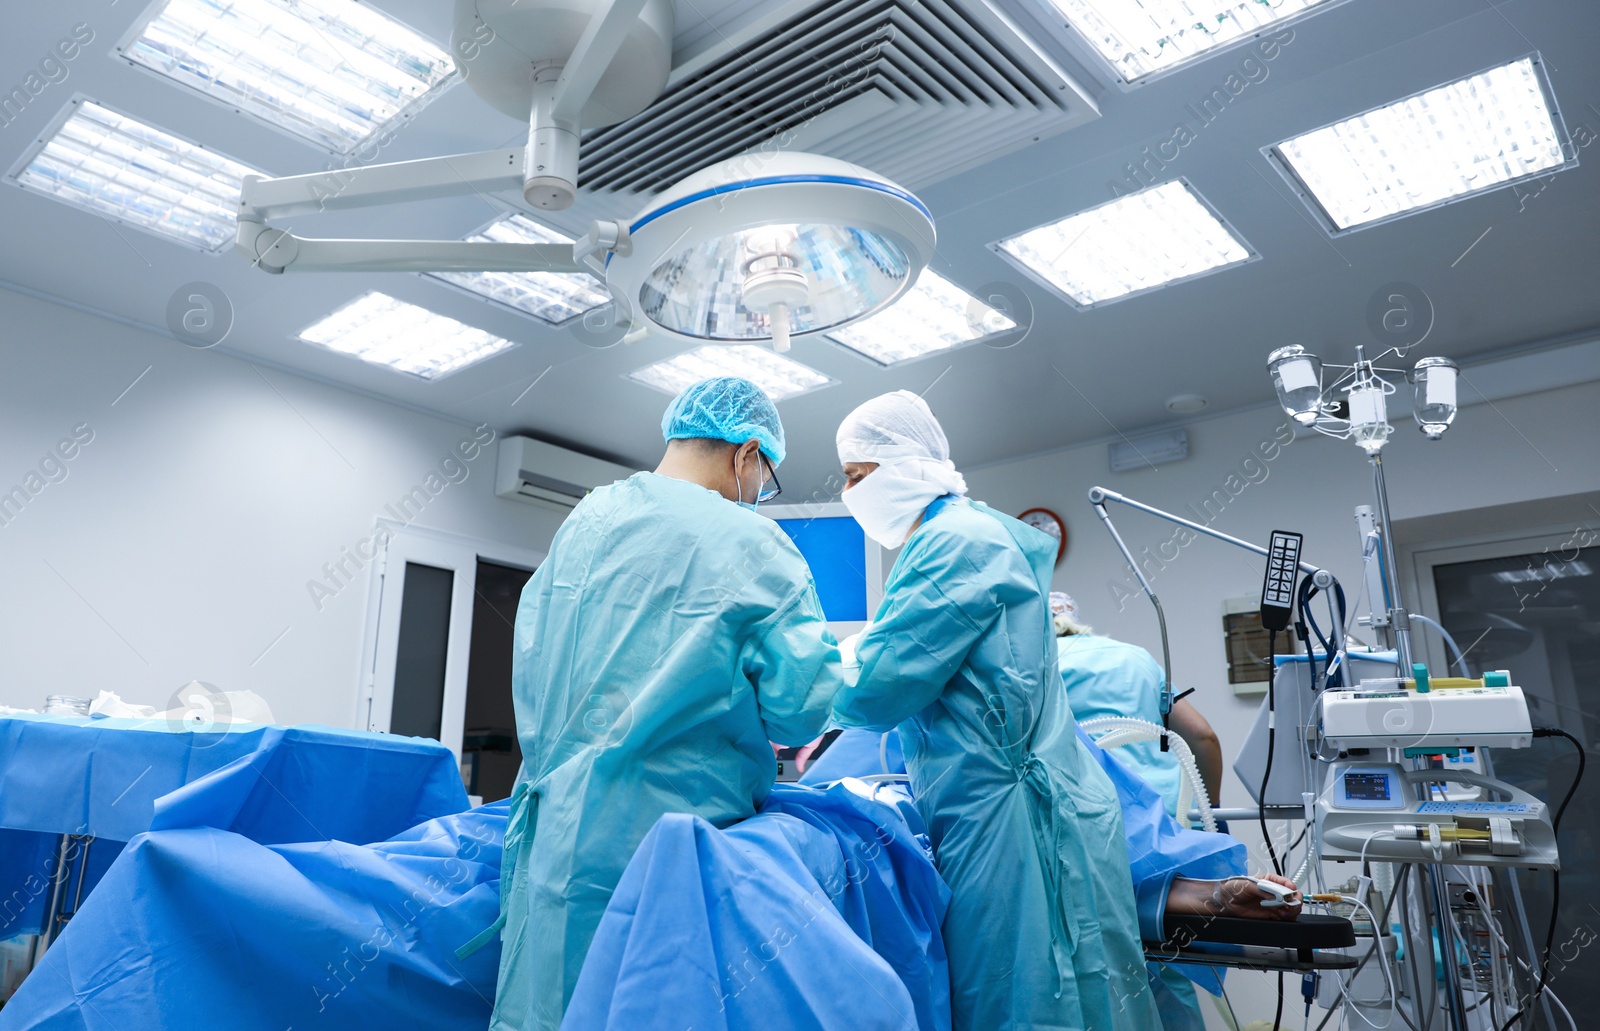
[232,0,935,353]
[1263,343,1462,671]
[605,153,935,352]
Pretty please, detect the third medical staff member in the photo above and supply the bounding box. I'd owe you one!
[828,391,1160,1030]
[1053,593,1226,815]
[482,377,840,1031]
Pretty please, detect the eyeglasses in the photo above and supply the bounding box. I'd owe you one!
[757,454,782,504]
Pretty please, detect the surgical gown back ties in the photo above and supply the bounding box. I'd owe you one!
[832,496,1160,1031]
[488,472,841,1031]
[1058,634,1184,817]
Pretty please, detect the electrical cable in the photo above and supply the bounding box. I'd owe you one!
[1297,576,1340,688]
[1261,626,1282,875]
[1305,891,1402,1029]
[1275,972,1286,1031]
[1323,583,1348,688]
[1497,727,1586,1030]
[1312,864,1415,1031]
[1459,866,1579,1031]
[1401,865,1435,1031]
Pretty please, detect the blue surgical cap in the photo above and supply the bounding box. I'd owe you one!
[661,376,787,466]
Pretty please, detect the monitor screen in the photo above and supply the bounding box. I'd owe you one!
[773,515,870,623]
[1344,771,1391,802]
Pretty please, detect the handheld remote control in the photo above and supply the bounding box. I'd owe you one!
[1260,530,1303,632]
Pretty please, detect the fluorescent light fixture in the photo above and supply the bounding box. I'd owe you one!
[1267,56,1572,234]
[629,345,833,402]
[826,270,1017,365]
[7,98,260,252]
[299,292,516,379]
[992,179,1254,308]
[1047,0,1337,84]
[429,215,611,324]
[118,0,456,154]
[1494,561,1590,585]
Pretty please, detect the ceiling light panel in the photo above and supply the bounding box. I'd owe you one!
[629,345,834,402]
[1046,0,1338,84]
[430,215,611,324]
[1267,56,1572,234]
[827,270,1017,366]
[300,292,516,379]
[7,99,260,252]
[118,0,456,154]
[992,179,1254,308]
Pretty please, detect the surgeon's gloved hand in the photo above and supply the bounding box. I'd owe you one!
[839,627,869,687]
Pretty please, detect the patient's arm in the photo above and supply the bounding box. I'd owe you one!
[1168,699,1223,806]
[1166,873,1301,921]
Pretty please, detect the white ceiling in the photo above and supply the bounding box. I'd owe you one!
[2,0,1597,495]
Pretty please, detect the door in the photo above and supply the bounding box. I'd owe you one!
[1409,524,1598,1021]
[462,559,535,801]
[361,528,543,765]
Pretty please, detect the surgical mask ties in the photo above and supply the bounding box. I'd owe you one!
[734,451,758,512]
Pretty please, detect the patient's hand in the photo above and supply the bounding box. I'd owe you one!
[1167,874,1302,921]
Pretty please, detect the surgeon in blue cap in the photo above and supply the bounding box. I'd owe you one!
[479,377,843,1031]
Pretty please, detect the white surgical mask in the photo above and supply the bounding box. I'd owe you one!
[841,462,948,548]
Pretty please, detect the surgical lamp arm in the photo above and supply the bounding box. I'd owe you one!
[235,227,585,275]
[231,0,654,275]
[1089,493,1175,723]
[1086,486,1342,713]
[233,149,593,274]
[238,149,526,221]
[1089,487,1329,578]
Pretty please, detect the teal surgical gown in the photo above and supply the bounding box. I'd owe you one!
[1058,634,1184,817]
[489,472,841,1031]
[832,496,1160,1030]
[1059,636,1202,1030]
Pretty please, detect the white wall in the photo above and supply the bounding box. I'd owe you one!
[0,287,566,727]
[965,375,1600,803]
[962,375,1600,1027]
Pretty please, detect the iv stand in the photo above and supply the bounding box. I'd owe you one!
[1368,450,1415,672]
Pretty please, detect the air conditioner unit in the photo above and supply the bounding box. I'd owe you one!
[494,436,636,512]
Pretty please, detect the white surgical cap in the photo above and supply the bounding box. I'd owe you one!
[836,390,967,497]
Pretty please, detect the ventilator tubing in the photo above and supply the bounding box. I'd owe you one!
[1077,716,1216,833]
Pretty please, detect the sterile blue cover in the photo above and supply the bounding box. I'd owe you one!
[0,717,469,939]
[0,786,948,1031]
[565,783,949,1031]
[0,717,467,844]
[805,727,1247,997]
[0,805,506,1030]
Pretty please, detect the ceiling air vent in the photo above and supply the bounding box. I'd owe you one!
[570,0,1097,207]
